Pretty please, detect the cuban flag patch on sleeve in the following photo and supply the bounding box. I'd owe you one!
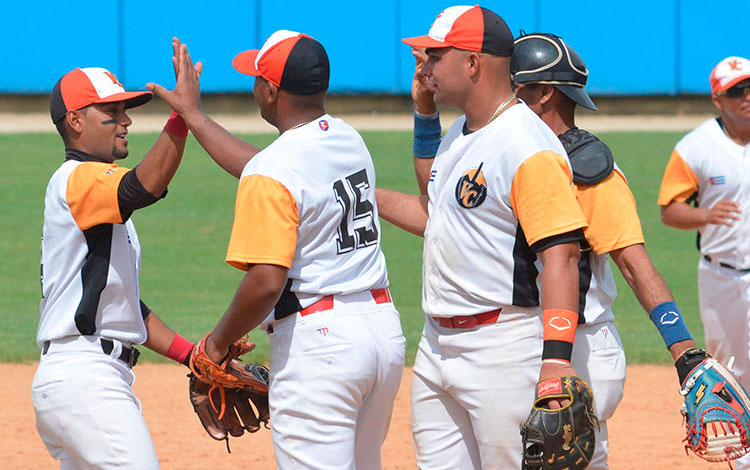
[429,170,437,182]
[709,175,726,185]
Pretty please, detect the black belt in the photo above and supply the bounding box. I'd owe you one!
[42,338,140,368]
[703,255,750,273]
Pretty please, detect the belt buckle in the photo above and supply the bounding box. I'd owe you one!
[452,316,478,328]
[129,347,140,368]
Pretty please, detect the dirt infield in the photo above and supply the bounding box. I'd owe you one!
[4,363,713,470]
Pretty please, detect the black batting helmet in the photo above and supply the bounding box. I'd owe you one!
[510,32,597,111]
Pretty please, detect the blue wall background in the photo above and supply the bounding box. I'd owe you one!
[3,0,747,95]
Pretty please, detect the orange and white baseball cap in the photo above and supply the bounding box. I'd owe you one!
[50,67,152,123]
[402,5,514,57]
[232,30,329,95]
[710,56,750,94]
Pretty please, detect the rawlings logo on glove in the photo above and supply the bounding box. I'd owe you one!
[188,333,270,451]
[521,376,599,470]
[678,349,750,463]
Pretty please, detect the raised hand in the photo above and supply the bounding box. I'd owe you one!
[411,47,436,115]
[147,37,203,118]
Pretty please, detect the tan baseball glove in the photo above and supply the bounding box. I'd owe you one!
[187,333,269,450]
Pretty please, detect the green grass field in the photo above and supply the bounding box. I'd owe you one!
[0,129,702,365]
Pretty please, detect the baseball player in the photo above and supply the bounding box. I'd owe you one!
[508,32,707,469]
[377,6,590,469]
[148,32,405,470]
[32,43,201,470]
[658,56,750,469]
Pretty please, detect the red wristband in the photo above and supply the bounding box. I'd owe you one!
[166,333,194,364]
[164,111,188,138]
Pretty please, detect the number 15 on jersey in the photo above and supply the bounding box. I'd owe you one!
[333,169,378,254]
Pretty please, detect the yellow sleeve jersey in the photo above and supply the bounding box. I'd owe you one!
[658,118,749,264]
[423,103,587,316]
[226,115,389,322]
[38,153,147,347]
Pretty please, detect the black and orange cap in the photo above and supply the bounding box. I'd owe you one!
[50,67,152,124]
[402,5,513,57]
[232,30,329,95]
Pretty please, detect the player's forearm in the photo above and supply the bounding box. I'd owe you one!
[142,312,194,365]
[376,188,429,237]
[210,264,288,355]
[414,157,434,196]
[661,201,708,229]
[610,243,675,312]
[183,111,261,178]
[538,242,580,312]
[134,128,186,196]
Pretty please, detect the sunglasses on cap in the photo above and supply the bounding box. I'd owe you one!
[718,84,750,98]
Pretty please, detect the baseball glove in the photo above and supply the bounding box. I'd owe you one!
[677,348,750,463]
[188,333,270,448]
[521,376,599,470]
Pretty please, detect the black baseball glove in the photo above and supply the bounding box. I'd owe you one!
[521,376,599,470]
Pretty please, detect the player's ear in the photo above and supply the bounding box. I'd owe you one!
[66,109,86,136]
[539,84,556,105]
[266,81,279,104]
[466,51,481,78]
[711,93,722,112]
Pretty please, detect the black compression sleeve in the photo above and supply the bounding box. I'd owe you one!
[531,228,586,253]
[117,167,165,221]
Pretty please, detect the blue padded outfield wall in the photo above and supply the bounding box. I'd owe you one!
[3,0,748,95]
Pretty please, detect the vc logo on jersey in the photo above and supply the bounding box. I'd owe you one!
[454,162,487,209]
[319,120,329,131]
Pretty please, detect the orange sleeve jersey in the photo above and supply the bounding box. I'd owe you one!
[510,150,588,247]
[66,162,130,229]
[657,150,699,206]
[226,175,299,271]
[574,169,645,256]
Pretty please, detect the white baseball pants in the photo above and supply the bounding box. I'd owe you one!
[32,336,158,470]
[411,311,625,470]
[267,292,406,470]
[571,320,627,470]
[698,258,750,470]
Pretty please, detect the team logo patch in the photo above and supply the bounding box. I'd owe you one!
[454,162,487,209]
[105,167,116,176]
[709,176,726,185]
[319,119,329,131]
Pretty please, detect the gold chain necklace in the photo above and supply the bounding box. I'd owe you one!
[288,120,313,132]
[486,92,516,126]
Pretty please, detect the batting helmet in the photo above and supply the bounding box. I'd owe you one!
[510,32,597,111]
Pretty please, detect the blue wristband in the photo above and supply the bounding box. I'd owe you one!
[648,301,692,349]
[413,111,441,158]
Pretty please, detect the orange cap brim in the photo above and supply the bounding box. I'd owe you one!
[92,91,152,110]
[402,35,452,49]
[233,50,262,76]
[714,74,750,94]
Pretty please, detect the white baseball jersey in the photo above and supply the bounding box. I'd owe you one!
[226,114,389,320]
[37,158,146,347]
[658,118,750,267]
[574,163,645,324]
[423,103,587,317]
